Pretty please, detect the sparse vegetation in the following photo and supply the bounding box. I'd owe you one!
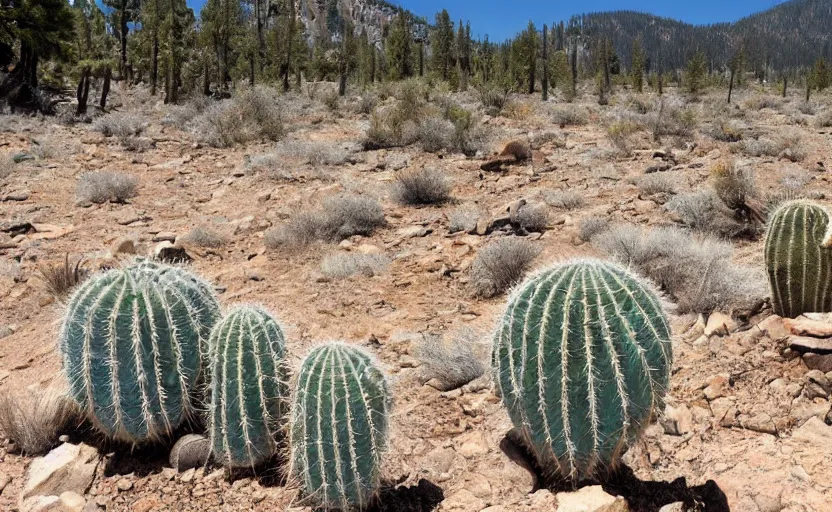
[76,171,139,205]
[595,224,767,314]
[191,87,284,147]
[93,114,145,138]
[551,105,589,127]
[37,255,88,299]
[413,329,486,391]
[320,253,391,279]
[513,202,550,232]
[448,206,482,234]
[0,388,76,455]
[273,140,350,167]
[578,217,610,242]
[638,173,679,196]
[265,195,386,250]
[470,238,540,298]
[180,227,227,248]
[542,189,585,210]
[393,168,451,205]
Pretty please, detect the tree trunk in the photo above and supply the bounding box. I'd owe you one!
[203,61,211,96]
[806,78,811,102]
[283,0,295,92]
[370,50,376,84]
[256,0,265,73]
[728,68,735,104]
[570,40,578,99]
[542,25,549,101]
[782,75,787,98]
[99,67,111,110]
[151,33,159,95]
[119,0,129,80]
[419,42,424,77]
[76,67,91,116]
[658,72,663,96]
[250,55,255,86]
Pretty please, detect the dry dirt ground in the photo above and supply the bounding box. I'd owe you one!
[1,84,832,512]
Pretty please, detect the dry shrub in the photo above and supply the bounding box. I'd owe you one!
[471,238,540,298]
[265,194,385,250]
[393,168,451,205]
[192,86,284,147]
[513,203,550,232]
[412,329,486,391]
[711,161,755,211]
[606,120,641,155]
[165,95,212,130]
[274,140,349,167]
[706,119,744,142]
[180,227,227,248]
[479,86,510,115]
[0,388,77,455]
[744,95,782,111]
[817,110,832,128]
[542,190,585,211]
[76,171,138,204]
[320,253,390,279]
[578,217,610,242]
[38,255,88,299]
[448,206,482,234]
[781,169,812,190]
[594,224,766,314]
[638,173,678,196]
[666,191,756,239]
[551,105,589,127]
[417,117,456,153]
[92,113,145,138]
[363,109,419,150]
[356,93,378,115]
[651,99,697,139]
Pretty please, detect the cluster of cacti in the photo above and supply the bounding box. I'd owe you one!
[765,199,832,318]
[492,258,672,480]
[59,259,220,443]
[290,343,391,511]
[207,305,290,468]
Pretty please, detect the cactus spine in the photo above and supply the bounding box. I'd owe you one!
[765,200,832,318]
[208,305,289,468]
[290,343,390,511]
[59,260,220,442]
[492,259,672,480]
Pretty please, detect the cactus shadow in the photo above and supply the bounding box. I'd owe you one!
[366,478,445,512]
[501,429,730,512]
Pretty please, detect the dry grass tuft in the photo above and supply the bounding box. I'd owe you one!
[578,217,610,242]
[38,255,88,299]
[76,171,138,204]
[0,387,77,455]
[470,238,540,298]
[542,190,585,211]
[191,87,284,147]
[551,105,589,127]
[413,329,486,391]
[92,114,145,138]
[180,227,227,248]
[513,203,550,232]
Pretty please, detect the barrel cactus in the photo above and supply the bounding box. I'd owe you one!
[765,200,832,318]
[208,305,290,468]
[59,260,220,443]
[290,343,390,511]
[492,258,672,480]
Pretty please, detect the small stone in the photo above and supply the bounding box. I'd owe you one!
[20,495,60,512]
[152,232,177,243]
[704,312,736,337]
[116,478,133,491]
[0,471,10,492]
[153,242,192,263]
[803,353,832,373]
[60,491,87,512]
[529,489,557,509]
[742,413,777,435]
[804,370,831,399]
[703,374,730,400]
[555,485,629,512]
[658,503,685,512]
[785,316,832,338]
[179,468,196,483]
[398,355,421,368]
[0,326,13,339]
[758,315,790,339]
[3,190,30,202]
[130,496,161,512]
[455,432,489,459]
[256,191,271,203]
[23,443,100,500]
[662,404,693,436]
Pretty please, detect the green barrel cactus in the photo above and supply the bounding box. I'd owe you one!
[208,305,290,468]
[765,200,832,318]
[59,260,220,443]
[492,258,672,480]
[290,343,390,511]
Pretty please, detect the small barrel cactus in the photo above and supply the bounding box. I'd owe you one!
[59,260,220,443]
[492,258,672,480]
[290,343,390,511]
[208,305,290,468]
[765,200,832,318]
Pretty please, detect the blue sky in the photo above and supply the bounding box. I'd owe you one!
[397,0,790,41]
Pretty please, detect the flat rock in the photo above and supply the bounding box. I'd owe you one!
[23,443,100,500]
[802,353,832,373]
[20,495,60,512]
[705,312,736,337]
[791,417,832,447]
[790,336,832,355]
[786,317,832,338]
[59,491,86,512]
[758,315,790,340]
[555,486,629,512]
[111,237,136,255]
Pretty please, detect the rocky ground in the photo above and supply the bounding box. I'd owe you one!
[1,83,832,512]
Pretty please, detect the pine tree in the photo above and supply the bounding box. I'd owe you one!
[686,50,708,94]
[456,20,471,91]
[727,47,745,104]
[200,0,242,91]
[386,10,412,81]
[431,10,454,81]
[541,24,549,101]
[631,37,645,93]
[102,0,140,79]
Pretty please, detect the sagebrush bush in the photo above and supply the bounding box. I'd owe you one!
[448,206,481,234]
[513,203,550,232]
[651,100,697,139]
[0,388,76,455]
[393,168,451,205]
[638,173,678,196]
[781,169,812,190]
[274,140,349,166]
[606,120,641,155]
[192,87,284,147]
[356,93,378,115]
[551,105,589,127]
[817,110,832,128]
[706,119,744,142]
[165,95,212,130]
[265,194,385,250]
[417,117,456,153]
[93,113,145,138]
[181,227,227,248]
[666,191,756,239]
[744,95,782,111]
[542,189,585,210]
[711,161,755,211]
[578,217,610,242]
[479,86,510,115]
[76,171,138,204]
[320,253,390,279]
[413,329,486,391]
[363,109,418,150]
[470,238,540,298]
[594,224,766,314]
